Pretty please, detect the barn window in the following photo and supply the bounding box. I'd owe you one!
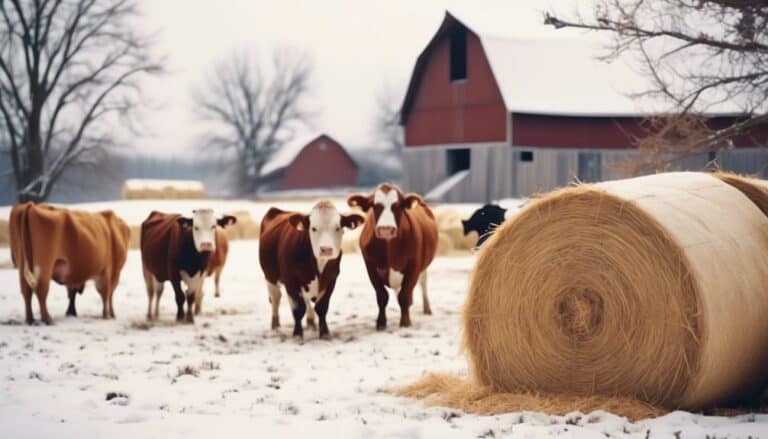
[446,148,470,175]
[519,150,534,162]
[449,28,467,81]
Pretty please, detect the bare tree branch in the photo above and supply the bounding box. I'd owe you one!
[546,0,768,171]
[193,48,313,195]
[0,0,161,201]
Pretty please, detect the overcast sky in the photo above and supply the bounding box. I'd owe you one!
[135,0,582,155]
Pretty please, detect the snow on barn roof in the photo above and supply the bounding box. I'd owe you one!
[260,133,324,177]
[261,133,358,177]
[401,11,740,122]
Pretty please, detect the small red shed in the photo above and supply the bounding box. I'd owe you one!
[260,133,358,191]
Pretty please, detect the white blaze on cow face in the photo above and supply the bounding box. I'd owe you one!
[374,189,398,239]
[191,209,217,253]
[307,202,344,261]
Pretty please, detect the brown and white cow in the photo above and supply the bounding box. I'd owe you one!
[140,210,236,323]
[259,201,364,339]
[9,203,131,324]
[348,183,438,330]
[194,228,229,315]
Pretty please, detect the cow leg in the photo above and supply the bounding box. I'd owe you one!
[19,272,34,324]
[398,275,418,328]
[34,275,53,325]
[287,289,306,339]
[95,276,110,320]
[267,282,281,329]
[66,286,79,317]
[214,268,222,298]
[142,267,155,320]
[364,264,389,330]
[419,271,432,315]
[171,280,185,322]
[153,281,164,320]
[194,288,203,315]
[315,284,334,340]
[186,291,196,323]
[304,297,317,330]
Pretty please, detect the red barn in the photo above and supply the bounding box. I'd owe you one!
[400,12,768,202]
[260,134,358,192]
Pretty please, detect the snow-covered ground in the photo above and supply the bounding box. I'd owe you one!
[1,222,767,437]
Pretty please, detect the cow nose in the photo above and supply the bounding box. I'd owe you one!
[199,242,214,252]
[319,246,333,256]
[376,226,397,239]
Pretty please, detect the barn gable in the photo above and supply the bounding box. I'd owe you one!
[400,13,508,147]
[261,134,358,191]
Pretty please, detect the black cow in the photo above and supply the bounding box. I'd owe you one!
[462,204,507,246]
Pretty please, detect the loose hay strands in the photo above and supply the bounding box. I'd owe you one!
[399,172,768,418]
[396,373,666,421]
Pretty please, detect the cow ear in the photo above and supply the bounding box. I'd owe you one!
[217,215,237,228]
[403,193,424,209]
[341,213,365,230]
[177,217,193,229]
[347,194,372,212]
[288,213,310,231]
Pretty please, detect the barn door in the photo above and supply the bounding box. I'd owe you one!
[578,152,602,183]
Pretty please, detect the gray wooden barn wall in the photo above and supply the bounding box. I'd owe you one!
[403,146,768,201]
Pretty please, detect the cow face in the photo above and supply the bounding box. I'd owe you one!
[178,210,237,253]
[462,204,507,246]
[347,184,424,240]
[289,201,364,260]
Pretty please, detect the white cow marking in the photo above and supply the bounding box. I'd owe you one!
[180,270,204,294]
[374,189,398,229]
[388,269,404,292]
[301,277,325,303]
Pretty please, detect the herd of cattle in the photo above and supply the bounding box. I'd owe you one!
[6,183,508,339]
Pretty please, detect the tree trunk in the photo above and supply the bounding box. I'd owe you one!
[17,104,45,203]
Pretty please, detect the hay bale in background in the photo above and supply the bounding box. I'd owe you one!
[714,172,768,216]
[122,179,205,200]
[401,172,768,415]
[433,207,476,254]
[0,219,9,247]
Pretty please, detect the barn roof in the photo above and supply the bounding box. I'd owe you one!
[400,11,740,123]
[260,133,357,177]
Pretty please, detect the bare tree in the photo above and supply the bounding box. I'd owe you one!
[0,0,161,202]
[193,49,313,195]
[373,83,404,155]
[545,1,768,171]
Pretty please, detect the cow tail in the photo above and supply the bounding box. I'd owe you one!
[20,205,38,290]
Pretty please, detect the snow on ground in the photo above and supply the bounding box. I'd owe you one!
[0,220,767,437]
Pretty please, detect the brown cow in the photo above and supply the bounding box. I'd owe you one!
[141,210,236,323]
[9,203,131,324]
[348,183,438,330]
[194,228,229,315]
[259,200,364,339]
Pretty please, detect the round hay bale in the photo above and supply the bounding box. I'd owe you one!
[462,172,768,410]
[398,172,768,417]
[0,219,9,247]
[433,207,476,252]
[435,231,455,256]
[714,172,768,216]
[128,225,141,250]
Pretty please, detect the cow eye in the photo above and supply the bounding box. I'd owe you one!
[194,226,199,231]
[311,227,317,232]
